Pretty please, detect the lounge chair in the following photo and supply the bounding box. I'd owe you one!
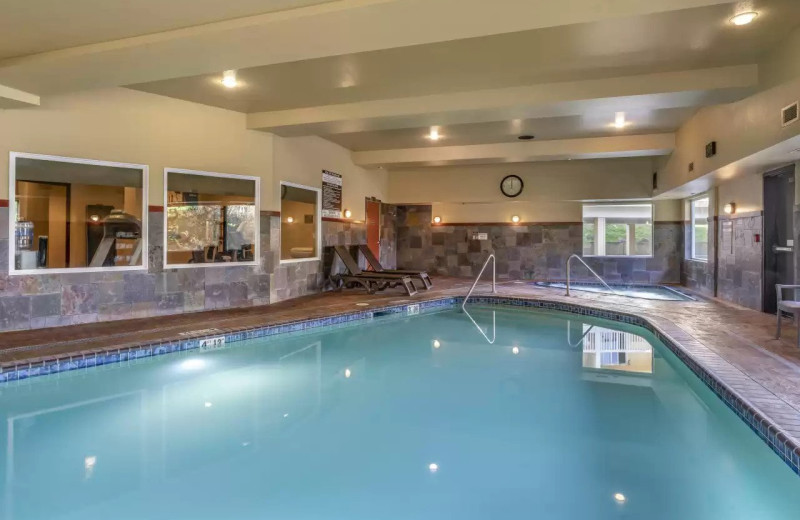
[357,244,433,290]
[331,246,418,296]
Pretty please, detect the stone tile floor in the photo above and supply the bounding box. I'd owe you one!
[2,277,800,445]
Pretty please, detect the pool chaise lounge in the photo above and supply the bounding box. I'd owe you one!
[357,244,433,290]
[331,245,419,296]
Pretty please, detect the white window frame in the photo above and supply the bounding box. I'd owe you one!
[8,151,149,276]
[279,180,322,264]
[689,195,710,262]
[163,168,260,269]
[581,202,654,258]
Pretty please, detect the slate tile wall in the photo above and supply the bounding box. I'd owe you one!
[717,213,763,310]
[0,208,272,332]
[380,203,398,269]
[395,204,682,283]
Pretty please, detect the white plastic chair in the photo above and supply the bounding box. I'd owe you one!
[776,284,800,347]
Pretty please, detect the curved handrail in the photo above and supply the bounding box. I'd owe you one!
[565,254,619,296]
[461,254,496,311]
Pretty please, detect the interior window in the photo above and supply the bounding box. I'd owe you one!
[11,154,146,272]
[165,170,258,265]
[582,203,653,257]
[690,197,709,261]
[280,183,319,261]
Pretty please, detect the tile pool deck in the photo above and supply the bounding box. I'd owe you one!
[2,277,800,469]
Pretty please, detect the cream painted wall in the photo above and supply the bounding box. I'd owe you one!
[0,88,389,222]
[760,25,800,90]
[656,76,800,196]
[272,135,388,220]
[387,158,680,222]
[716,173,763,215]
[0,87,274,204]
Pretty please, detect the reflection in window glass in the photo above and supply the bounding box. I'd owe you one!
[582,204,653,257]
[165,171,258,265]
[280,184,319,261]
[12,155,145,271]
[691,197,709,261]
[581,325,653,374]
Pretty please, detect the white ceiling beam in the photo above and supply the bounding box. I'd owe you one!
[247,65,758,135]
[0,0,732,94]
[0,83,39,108]
[352,133,675,167]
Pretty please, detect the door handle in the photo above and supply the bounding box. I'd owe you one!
[772,245,794,253]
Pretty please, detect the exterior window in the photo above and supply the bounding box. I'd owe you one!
[280,182,320,262]
[9,153,147,274]
[164,169,259,266]
[582,203,653,257]
[690,197,709,261]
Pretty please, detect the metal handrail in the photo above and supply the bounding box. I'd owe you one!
[565,254,619,296]
[462,254,496,311]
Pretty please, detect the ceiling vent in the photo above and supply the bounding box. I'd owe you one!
[782,102,799,127]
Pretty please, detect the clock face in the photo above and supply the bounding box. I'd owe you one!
[500,175,524,198]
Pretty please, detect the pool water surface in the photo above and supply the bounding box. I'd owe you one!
[1,306,797,519]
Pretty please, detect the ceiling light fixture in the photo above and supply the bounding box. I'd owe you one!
[613,112,627,129]
[730,11,758,25]
[433,216,442,224]
[222,69,238,88]
[427,128,441,141]
[511,215,521,223]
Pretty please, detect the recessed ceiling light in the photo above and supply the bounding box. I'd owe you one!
[613,112,628,129]
[518,135,535,140]
[730,11,758,25]
[426,127,442,141]
[221,69,238,88]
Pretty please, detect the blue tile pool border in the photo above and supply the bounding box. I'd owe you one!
[1,294,798,476]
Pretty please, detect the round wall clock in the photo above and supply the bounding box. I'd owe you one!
[500,174,524,198]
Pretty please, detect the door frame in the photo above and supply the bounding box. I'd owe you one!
[761,164,796,313]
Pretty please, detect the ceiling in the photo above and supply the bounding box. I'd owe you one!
[326,107,698,151]
[0,0,333,60]
[129,1,800,113]
[1,0,798,169]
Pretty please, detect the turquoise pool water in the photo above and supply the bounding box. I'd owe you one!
[534,281,693,301]
[1,306,798,519]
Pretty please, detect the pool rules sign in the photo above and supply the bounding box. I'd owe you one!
[321,169,343,218]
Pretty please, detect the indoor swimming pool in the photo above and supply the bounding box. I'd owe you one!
[534,281,694,301]
[1,305,797,519]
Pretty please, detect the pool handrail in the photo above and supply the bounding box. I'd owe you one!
[565,254,620,297]
[462,253,496,311]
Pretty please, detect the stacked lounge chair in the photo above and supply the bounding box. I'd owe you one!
[330,246,418,296]
[357,244,432,290]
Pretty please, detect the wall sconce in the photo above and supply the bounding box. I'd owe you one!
[344,209,352,218]
[433,216,442,224]
[286,216,294,223]
[511,215,521,223]
[723,202,736,215]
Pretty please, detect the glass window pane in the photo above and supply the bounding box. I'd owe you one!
[691,197,709,261]
[166,171,257,265]
[13,156,145,271]
[281,184,319,261]
[582,204,652,257]
[582,221,595,255]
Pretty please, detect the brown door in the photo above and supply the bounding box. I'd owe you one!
[365,200,381,260]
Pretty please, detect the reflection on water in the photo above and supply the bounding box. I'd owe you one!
[581,325,653,374]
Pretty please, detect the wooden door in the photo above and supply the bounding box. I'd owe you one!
[365,200,381,260]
